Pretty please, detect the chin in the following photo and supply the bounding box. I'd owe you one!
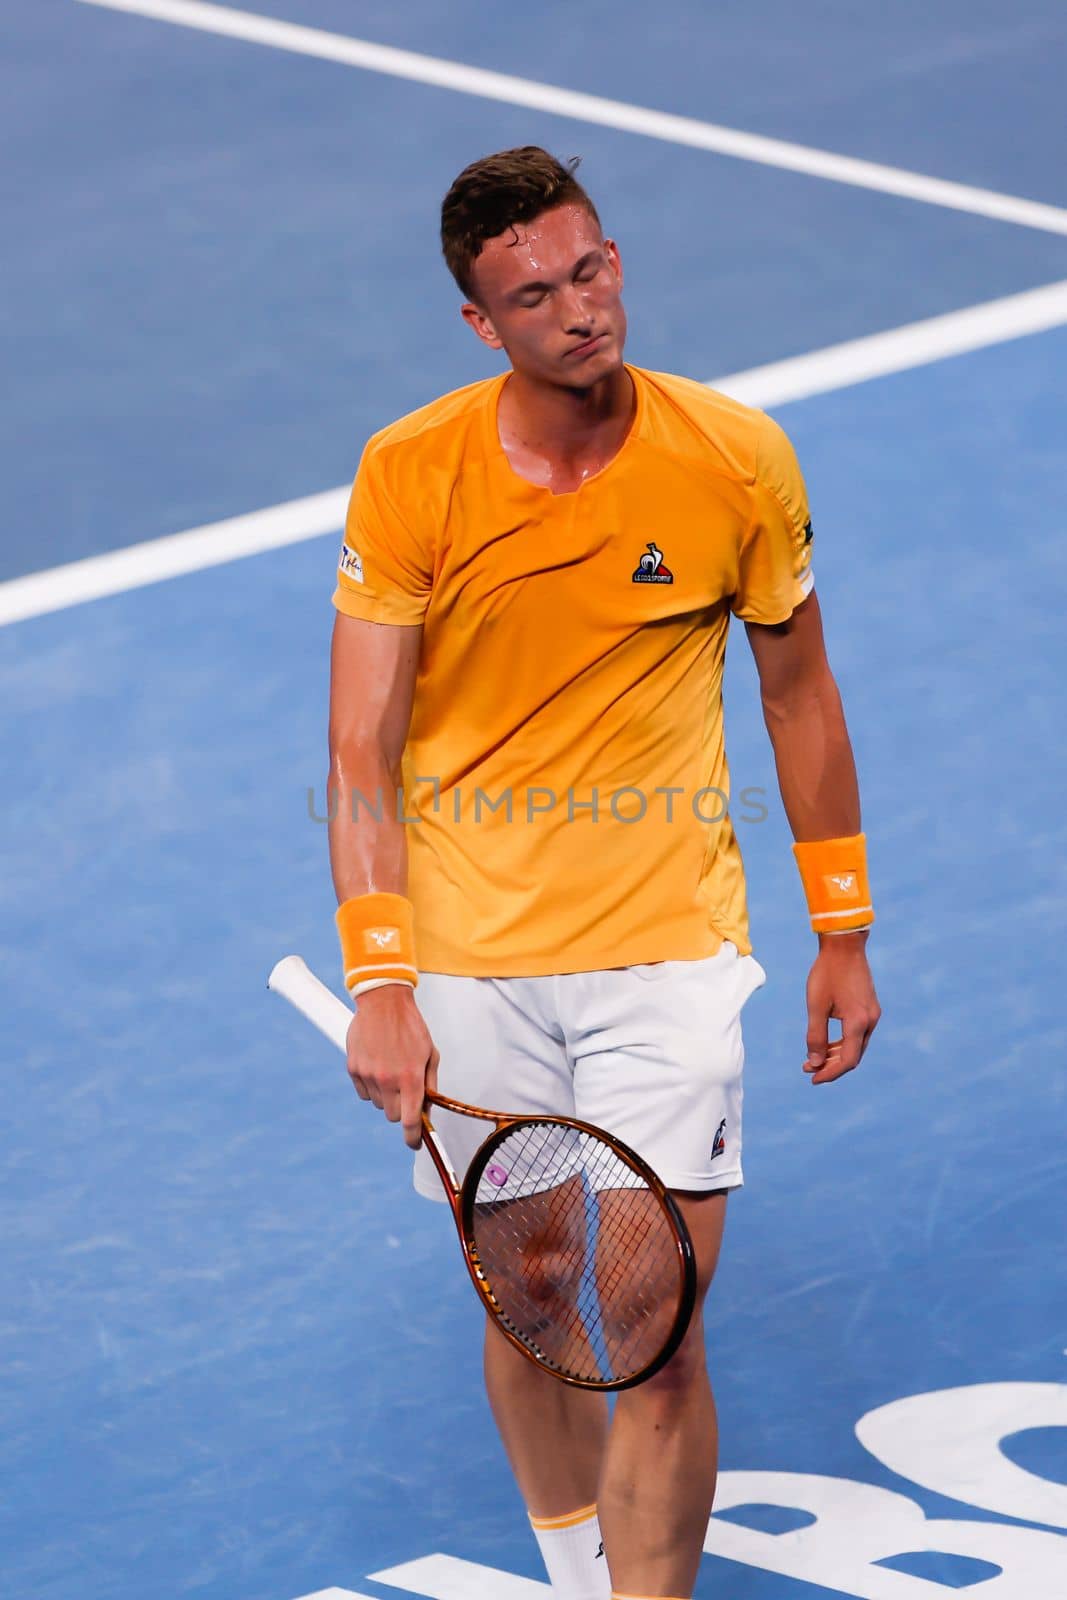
[561,345,623,384]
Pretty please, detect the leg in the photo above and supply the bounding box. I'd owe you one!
[483,1313,609,1517]
[415,976,612,1590]
[556,945,765,1593]
[597,1189,728,1598]
[485,1322,613,1596]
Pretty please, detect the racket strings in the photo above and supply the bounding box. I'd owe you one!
[468,1121,683,1384]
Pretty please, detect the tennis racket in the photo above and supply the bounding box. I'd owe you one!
[267,955,696,1392]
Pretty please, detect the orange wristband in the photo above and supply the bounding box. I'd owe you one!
[792,833,874,935]
[336,892,418,992]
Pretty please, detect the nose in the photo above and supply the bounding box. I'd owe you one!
[560,283,593,334]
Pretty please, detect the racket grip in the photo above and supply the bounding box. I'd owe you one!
[267,954,352,1053]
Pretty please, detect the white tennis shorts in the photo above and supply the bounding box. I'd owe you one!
[407,941,766,1200]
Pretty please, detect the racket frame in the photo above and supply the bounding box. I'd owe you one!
[453,1108,697,1391]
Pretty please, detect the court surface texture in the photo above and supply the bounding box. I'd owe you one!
[2,3,1066,1597]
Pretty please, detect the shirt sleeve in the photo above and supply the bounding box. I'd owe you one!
[731,412,815,624]
[331,438,433,625]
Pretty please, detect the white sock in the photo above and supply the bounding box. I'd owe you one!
[528,1503,611,1599]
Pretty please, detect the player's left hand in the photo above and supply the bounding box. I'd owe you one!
[803,930,881,1084]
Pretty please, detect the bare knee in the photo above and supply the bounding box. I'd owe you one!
[520,1245,584,1307]
[622,1319,709,1417]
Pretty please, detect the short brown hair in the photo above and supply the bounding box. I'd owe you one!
[441,146,601,300]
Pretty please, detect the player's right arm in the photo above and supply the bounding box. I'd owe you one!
[327,612,439,1148]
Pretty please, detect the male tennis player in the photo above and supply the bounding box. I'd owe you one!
[326,147,880,1600]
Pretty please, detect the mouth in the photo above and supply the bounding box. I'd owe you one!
[565,333,608,359]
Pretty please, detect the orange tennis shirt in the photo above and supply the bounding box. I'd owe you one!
[332,364,814,976]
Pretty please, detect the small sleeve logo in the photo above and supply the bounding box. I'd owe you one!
[339,542,364,583]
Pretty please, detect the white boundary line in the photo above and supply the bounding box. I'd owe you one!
[713,275,1067,407]
[4,276,1067,629]
[74,0,1067,238]
[0,486,348,627]
[291,1590,377,1600]
[371,1553,549,1599]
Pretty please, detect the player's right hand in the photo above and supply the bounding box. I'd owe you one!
[345,985,439,1149]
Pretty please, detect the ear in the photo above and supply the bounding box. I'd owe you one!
[461,301,504,352]
[604,237,623,292]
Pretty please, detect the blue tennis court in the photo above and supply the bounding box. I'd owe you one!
[3,4,1066,1598]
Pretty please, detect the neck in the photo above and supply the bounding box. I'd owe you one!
[501,364,634,455]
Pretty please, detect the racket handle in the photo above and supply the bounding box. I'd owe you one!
[267,954,352,1053]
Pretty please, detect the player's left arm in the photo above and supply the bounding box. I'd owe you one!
[745,593,882,1084]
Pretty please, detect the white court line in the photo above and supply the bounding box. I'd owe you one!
[0,485,348,627]
[4,274,1067,629]
[75,0,1067,238]
[714,274,1067,407]
[371,1553,549,1599]
[291,1590,378,1600]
